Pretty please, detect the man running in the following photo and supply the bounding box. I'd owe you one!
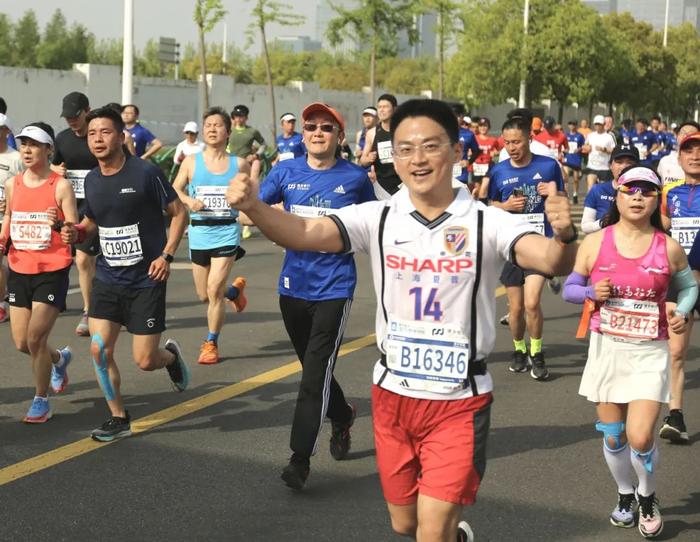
[121,104,163,160]
[489,115,567,381]
[534,116,567,162]
[355,107,377,162]
[61,106,190,442]
[174,121,205,166]
[454,110,480,188]
[658,121,699,187]
[274,113,305,164]
[472,117,501,197]
[229,104,267,164]
[583,115,616,191]
[173,106,249,365]
[227,98,577,542]
[630,118,655,169]
[51,92,100,336]
[563,120,585,204]
[360,94,402,199]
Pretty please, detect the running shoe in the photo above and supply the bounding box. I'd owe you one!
[50,346,72,394]
[499,312,510,326]
[638,493,663,538]
[509,350,529,373]
[75,312,90,336]
[330,404,356,460]
[91,412,132,442]
[197,340,220,365]
[547,277,562,295]
[659,410,689,444]
[457,520,475,542]
[0,301,9,323]
[241,225,252,240]
[228,276,248,313]
[572,193,579,205]
[610,491,636,528]
[164,339,190,392]
[23,397,52,423]
[281,454,310,490]
[529,352,550,381]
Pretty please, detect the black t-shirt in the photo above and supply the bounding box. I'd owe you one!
[83,155,177,288]
[371,124,401,195]
[52,128,98,204]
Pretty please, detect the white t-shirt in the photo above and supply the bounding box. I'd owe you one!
[584,131,616,171]
[174,140,205,165]
[657,151,684,186]
[331,187,535,400]
[498,140,551,162]
[0,148,23,215]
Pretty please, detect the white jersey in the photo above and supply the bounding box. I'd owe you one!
[0,148,23,217]
[331,187,535,400]
[498,140,550,162]
[657,151,684,186]
[585,131,616,171]
[174,139,205,165]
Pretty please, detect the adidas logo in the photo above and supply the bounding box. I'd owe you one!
[533,173,543,180]
[399,379,410,388]
[333,185,346,194]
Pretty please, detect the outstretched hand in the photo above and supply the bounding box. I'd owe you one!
[544,182,574,240]
[226,172,259,212]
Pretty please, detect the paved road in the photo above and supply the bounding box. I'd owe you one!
[1,235,698,541]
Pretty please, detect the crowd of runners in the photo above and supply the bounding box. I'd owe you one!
[1,90,699,541]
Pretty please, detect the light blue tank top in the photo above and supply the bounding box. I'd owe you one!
[187,152,240,250]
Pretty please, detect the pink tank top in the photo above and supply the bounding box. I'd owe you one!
[590,226,670,341]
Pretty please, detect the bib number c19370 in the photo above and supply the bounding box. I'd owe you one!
[195,185,230,218]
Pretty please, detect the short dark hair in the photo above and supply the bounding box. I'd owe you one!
[203,106,232,133]
[104,102,123,114]
[86,106,126,133]
[651,115,661,122]
[502,116,531,135]
[506,108,533,131]
[568,120,577,125]
[122,104,140,116]
[377,94,398,108]
[27,122,56,143]
[390,99,459,144]
[637,118,648,125]
[0,97,6,114]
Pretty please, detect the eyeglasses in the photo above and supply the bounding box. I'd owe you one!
[392,141,452,160]
[617,185,660,197]
[303,123,335,133]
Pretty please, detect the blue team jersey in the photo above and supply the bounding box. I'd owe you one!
[488,154,565,237]
[619,128,633,145]
[126,123,156,156]
[630,130,655,167]
[563,132,585,168]
[456,128,480,183]
[659,132,673,158]
[259,156,376,300]
[275,132,305,162]
[584,181,616,221]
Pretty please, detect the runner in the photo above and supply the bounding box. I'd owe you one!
[226,97,578,542]
[581,144,639,234]
[360,94,402,199]
[563,166,696,538]
[650,116,665,170]
[0,97,17,150]
[472,117,500,197]
[0,113,23,323]
[578,118,592,140]
[657,121,699,187]
[121,104,162,160]
[173,107,249,365]
[658,130,700,444]
[228,104,267,164]
[619,119,634,145]
[533,116,567,162]
[274,113,305,164]
[174,121,205,166]
[488,114,567,381]
[354,107,378,163]
[0,123,78,422]
[583,115,616,191]
[61,106,190,441]
[454,110,480,188]
[51,91,100,337]
[630,119,655,169]
[563,120,586,204]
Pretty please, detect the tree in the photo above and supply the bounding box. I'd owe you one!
[247,0,305,140]
[326,0,420,102]
[193,0,227,109]
[12,10,40,67]
[418,0,461,99]
[88,38,124,66]
[667,23,700,119]
[0,15,13,66]
[37,10,68,68]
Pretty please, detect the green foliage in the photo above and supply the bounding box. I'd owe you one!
[12,9,40,68]
[378,57,436,95]
[0,14,14,66]
[193,0,227,33]
[87,38,124,66]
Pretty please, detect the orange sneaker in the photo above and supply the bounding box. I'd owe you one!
[197,340,220,365]
[228,276,247,313]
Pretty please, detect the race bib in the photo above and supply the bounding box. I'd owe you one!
[195,185,230,218]
[290,204,331,218]
[525,213,545,235]
[452,163,463,178]
[599,298,659,341]
[385,318,470,394]
[99,224,143,267]
[377,141,394,164]
[278,151,295,162]
[671,216,700,254]
[65,170,90,199]
[10,211,52,251]
[634,143,647,159]
[0,183,5,200]
[473,162,489,177]
[567,141,578,153]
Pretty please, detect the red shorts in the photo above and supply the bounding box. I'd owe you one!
[372,385,492,506]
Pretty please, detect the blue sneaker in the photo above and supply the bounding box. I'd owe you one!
[164,339,190,392]
[610,491,637,528]
[50,346,72,394]
[23,397,52,423]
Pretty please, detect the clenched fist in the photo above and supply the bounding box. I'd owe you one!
[544,182,575,240]
[226,172,259,212]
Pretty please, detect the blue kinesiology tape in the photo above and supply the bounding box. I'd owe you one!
[92,333,115,402]
[595,420,626,450]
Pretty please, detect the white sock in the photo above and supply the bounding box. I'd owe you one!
[34,395,48,402]
[54,349,66,367]
[603,442,635,494]
[631,443,659,497]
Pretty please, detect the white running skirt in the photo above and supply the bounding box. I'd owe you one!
[579,332,670,404]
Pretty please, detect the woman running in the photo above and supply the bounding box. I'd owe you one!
[0,123,78,422]
[563,166,697,538]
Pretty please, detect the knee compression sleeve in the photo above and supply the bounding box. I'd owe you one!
[596,420,626,450]
[92,334,115,401]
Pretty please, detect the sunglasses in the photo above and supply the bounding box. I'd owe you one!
[617,184,660,197]
[303,123,335,133]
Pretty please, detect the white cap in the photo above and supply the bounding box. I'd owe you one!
[0,113,11,130]
[280,113,296,122]
[463,116,472,124]
[362,107,377,116]
[16,125,53,146]
[671,122,678,129]
[593,114,605,125]
[183,121,198,133]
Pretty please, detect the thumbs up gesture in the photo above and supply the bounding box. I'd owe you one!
[544,181,575,241]
[226,172,259,212]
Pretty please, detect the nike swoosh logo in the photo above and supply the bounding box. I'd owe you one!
[394,240,411,245]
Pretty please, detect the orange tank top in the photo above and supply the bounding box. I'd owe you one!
[8,171,72,274]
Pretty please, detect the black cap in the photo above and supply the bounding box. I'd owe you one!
[231,104,249,117]
[610,143,640,163]
[61,92,89,118]
[544,116,556,128]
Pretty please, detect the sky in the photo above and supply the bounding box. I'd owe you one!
[3,0,321,53]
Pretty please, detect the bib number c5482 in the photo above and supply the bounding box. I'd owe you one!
[10,211,52,251]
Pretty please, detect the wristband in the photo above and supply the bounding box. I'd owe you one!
[74,224,87,244]
[161,252,174,263]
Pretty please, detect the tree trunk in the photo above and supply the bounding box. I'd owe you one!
[558,100,564,124]
[198,25,209,110]
[587,101,594,123]
[438,12,445,100]
[370,41,376,104]
[260,23,276,142]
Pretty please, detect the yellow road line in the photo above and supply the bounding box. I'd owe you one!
[0,334,376,487]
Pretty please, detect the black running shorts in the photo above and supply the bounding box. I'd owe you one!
[89,279,166,335]
[189,245,245,267]
[7,266,70,311]
[499,260,550,287]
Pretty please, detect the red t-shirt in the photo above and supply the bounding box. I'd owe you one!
[533,130,567,156]
[474,135,501,164]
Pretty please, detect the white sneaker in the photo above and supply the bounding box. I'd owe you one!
[457,520,474,542]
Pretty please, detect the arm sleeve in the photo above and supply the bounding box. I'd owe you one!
[688,233,700,271]
[672,266,699,314]
[581,207,602,234]
[562,271,595,304]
